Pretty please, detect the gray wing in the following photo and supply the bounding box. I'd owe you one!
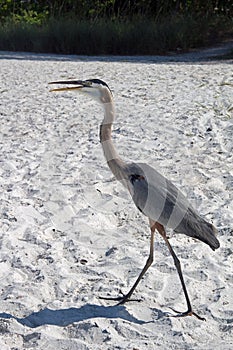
[125,162,219,250]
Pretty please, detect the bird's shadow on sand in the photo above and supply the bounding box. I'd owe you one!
[0,303,166,328]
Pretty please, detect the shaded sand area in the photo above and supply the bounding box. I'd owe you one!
[0,48,232,349]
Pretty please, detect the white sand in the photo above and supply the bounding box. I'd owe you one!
[0,48,232,349]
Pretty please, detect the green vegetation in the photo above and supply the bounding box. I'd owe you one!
[0,1,232,55]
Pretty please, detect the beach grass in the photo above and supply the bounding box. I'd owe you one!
[0,14,232,55]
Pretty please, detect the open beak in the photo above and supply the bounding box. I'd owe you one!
[49,80,85,92]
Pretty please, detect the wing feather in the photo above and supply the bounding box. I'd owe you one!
[126,162,219,250]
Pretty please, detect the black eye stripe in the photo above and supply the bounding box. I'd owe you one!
[85,79,112,94]
[86,79,108,87]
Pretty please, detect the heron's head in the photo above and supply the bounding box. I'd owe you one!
[49,78,112,103]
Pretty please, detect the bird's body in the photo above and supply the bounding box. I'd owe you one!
[120,161,219,250]
[50,78,220,321]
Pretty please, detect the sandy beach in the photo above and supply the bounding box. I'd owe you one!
[0,47,232,349]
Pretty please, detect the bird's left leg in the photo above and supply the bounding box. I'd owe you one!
[99,219,156,304]
[155,222,205,321]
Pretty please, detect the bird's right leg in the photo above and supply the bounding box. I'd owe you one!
[99,220,155,304]
[156,222,205,321]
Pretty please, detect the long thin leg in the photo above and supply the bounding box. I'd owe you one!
[155,222,205,321]
[100,220,155,304]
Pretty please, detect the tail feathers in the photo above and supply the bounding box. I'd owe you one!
[175,213,220,251]
[196,222,220,251]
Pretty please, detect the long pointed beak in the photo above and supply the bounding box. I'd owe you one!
[49,80,84,92]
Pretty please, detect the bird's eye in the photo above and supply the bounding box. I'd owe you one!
[84,81,92,87]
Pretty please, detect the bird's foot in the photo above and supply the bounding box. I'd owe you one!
[99,290,142,305]
[168,307,206,321]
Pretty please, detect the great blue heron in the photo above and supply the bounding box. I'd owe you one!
[49,78,220,321]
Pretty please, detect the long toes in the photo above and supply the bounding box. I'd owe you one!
[99,293,141,305]
[192,311,206,321]
[99,295,124,302]
[168,307,206,321]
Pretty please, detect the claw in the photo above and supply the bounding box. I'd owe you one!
[168,307,206,321]
[99,291,142,305]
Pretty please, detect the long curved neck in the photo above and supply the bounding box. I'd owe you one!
[99,91,127,182]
